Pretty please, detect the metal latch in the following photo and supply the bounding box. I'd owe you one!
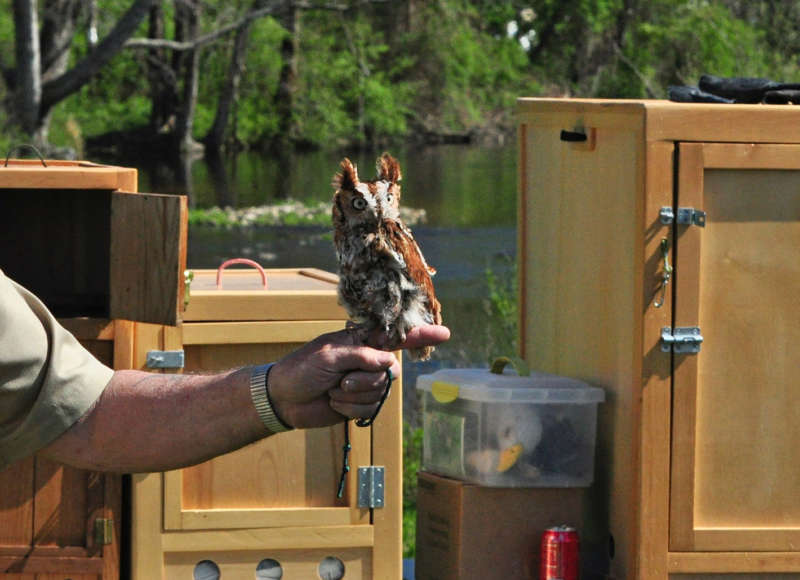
[677,207,706,226]
[659,207,706,227]
[357,466,385,509]
[94,518,114,545]
[146,350,185,369]
[661,327,703,353]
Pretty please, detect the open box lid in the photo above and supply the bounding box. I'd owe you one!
[182,264,347,322]
[416,368,605,404]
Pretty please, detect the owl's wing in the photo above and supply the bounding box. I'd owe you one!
[383,219,442,325]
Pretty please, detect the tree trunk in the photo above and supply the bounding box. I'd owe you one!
[274,2,300,147]
[12,0,42,137]
[146,4,178,133]
[174,0,202,153]
[202,2,255,152]
[40,0,155,117]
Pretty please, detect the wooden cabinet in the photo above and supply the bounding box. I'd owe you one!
[0,160,186,580]
[130,267,402,580]
[517,99,800,579]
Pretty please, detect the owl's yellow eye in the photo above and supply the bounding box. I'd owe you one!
[352,197,367,211]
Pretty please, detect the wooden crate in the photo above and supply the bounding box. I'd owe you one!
[518,98,800,579]
[0,159,187,325]
[130,266,403,580]
[0,160,186,580]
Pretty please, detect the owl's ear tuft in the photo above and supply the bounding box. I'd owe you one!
[377,153,402,184]
[333,158,359,191]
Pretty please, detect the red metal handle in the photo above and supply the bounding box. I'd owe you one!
[216,258,267,290]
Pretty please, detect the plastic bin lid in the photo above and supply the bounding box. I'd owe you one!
[415,368,605,404]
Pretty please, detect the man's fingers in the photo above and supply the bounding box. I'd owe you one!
[400,324,451,349]
[329,399,384,420]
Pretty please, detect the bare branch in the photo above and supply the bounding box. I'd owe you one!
[124,0,390,52]
[126,3,281,51]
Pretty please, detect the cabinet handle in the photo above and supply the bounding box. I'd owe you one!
[653,238,672,308]
[216,258,268,289]
[560,129,587,142]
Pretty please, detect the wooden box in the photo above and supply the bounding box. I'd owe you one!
[518,98,800,579]
[0,159,187,325]
[0,160,186,580]
[130,266,403,580]
[415,471,584,580]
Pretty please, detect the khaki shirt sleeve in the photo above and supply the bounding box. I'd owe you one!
[0,270,114,470]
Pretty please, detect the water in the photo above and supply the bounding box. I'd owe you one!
[127,143,519,421]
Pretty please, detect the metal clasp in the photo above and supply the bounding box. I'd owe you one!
[661,327,703,354]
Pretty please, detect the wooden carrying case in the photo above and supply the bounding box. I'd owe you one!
[130,264,403,580]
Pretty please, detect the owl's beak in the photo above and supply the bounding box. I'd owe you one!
[496,443,524,472]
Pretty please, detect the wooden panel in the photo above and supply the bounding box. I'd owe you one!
[519,109,645,579]
[637,141,675,580]
[517,99,800,144]
[669,143,705,551]
[32,460,88,547]
[182,320,345,345]
[109,191,187,325]
[163,547,371,580]
[0,160,135,190]
[669,552,800,573]
[370,353,402,580]
[0,458,34,546]
[670,144,800,552]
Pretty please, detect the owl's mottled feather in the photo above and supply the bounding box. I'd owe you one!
[332,154,442,360]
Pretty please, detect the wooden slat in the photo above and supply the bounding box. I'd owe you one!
[109,192,187,325]
[517,98,800,144]
[0,164,135,190]
[0,556,103,575]
[182,320,345,345]
[370,352,402,580]
[32,459,87,548]
[637,141,675,580]
[130,474,163,580]
[669,551,800,573]
[160,525,374,552]
[0,458,34,547]
[177,507,354,530]
[668,142,705,552]
[182,292,346,322]
[102,472,121,580]
[702,143,800,169]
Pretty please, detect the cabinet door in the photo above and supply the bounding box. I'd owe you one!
[670,143,800,552]
[110,191,187,325]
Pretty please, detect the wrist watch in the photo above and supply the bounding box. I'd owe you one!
[249,363,293,433]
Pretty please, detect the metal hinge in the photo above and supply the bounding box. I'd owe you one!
[146,350,185,369]
[357,466,385,509]
[659,206,706,227]
[661,326,704,354]
[94,518,114,545]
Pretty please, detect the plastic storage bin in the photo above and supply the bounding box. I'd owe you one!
[416,368,605,487]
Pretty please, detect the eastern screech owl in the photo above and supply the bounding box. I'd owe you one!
[332,153,442,361]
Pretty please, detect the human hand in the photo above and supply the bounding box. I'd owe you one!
[267,324,450,428]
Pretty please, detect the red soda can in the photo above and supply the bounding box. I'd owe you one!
[540,525,579,580]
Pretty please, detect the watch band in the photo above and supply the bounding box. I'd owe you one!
[249,363,293,433]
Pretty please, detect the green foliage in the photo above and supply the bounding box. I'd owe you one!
[484,254,518,362]
[402,421,424,558]
[4,0,800,151]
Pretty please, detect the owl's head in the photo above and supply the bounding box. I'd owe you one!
[332,154,403,228]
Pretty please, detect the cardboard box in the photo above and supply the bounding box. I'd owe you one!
[415,471,584,579]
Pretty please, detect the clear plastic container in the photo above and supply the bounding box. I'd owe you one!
[416,368,605,487]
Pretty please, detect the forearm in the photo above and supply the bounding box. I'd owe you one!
[40,368,269,473]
